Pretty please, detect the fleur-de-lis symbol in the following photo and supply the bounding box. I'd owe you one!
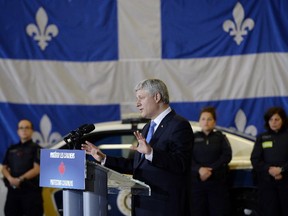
[231,109,257,136]
[223,2,254,45]
[33,114,62,148]
[26,7,59,50]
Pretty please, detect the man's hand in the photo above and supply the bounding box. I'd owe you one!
[81,141,106,162]
[132,130,152,155]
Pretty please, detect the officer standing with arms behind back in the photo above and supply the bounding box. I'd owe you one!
[2,119,43,216]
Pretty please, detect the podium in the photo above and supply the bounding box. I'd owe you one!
[63,161,151,216]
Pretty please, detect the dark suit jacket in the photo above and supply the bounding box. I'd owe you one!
[105,110,194,216]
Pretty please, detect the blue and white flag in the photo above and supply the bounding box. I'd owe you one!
[1,0,288,161]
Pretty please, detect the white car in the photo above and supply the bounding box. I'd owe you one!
[46,119,258,216]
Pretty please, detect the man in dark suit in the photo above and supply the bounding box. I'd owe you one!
[82,79,194,216]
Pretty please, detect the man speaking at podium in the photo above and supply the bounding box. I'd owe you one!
[82,79,194,216]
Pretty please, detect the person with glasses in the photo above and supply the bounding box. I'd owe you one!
[2,119,43,216]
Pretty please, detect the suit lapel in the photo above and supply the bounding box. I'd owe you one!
[149,110,175,148]
[135,110,176,167]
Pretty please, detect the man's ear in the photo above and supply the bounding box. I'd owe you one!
[154,93,161,103]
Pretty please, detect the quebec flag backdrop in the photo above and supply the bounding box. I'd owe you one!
[1,0,288,161]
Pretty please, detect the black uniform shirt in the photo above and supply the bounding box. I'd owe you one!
[2,139,41,177]
[251,129,288,173]
[192,130,232,172]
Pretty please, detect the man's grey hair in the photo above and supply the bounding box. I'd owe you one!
[135,79,170,104]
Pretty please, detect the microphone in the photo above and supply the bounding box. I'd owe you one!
[69,124,95,137]
[77,124,95,134]
[64,124,95,149]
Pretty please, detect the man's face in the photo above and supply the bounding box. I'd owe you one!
[17,120,33,142]
[136,89,158,119]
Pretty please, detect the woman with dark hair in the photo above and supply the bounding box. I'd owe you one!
[191,106,232,216]
[251,107,288,216]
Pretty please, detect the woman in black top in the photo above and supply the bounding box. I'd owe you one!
[251,107,288,216]
[191,107,232,216]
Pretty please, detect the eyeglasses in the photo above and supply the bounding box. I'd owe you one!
[18,127,32,130]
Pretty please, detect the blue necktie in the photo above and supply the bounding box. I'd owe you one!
[140,121,156,160]
[146,121,156,144]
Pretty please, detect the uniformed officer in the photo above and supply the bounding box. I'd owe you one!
[251,107,288,216]
[2,119,43,216]
[191,107,232,216]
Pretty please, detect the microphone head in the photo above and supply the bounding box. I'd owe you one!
[82,124,95,134]
[64,124,95,146]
